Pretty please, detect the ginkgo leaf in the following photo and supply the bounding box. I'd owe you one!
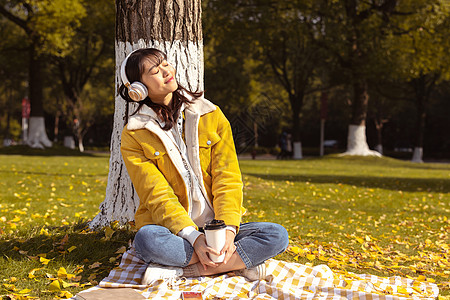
[40,257,51,265]
[88,262,102,269]
[59,291,73,298]
[102,226,115,241]
[115,246,127,254]
[3,283,16,291]
[28,268,43,279]
[397,286,410,295]
[18,288,32,294]
[48,279,61,291]
[57,267,68,278]
[306,254,316,261]
[60,234,69,245]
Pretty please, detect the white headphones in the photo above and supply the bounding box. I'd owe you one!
[120,50,148,102]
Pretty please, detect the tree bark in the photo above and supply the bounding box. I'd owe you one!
[29,43,44,117]
[411,74,435,163]
[25,35,52,148]
[290,95,303,159]
[90,0,203,229]
[342,78,380,157]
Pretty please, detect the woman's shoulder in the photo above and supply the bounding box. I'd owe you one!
[186,96,218,116]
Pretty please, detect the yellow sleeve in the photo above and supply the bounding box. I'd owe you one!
[210,109,244,230]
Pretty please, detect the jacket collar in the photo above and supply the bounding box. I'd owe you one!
[126,96,216,131]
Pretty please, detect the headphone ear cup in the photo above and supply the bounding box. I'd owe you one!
[128,82,148,101]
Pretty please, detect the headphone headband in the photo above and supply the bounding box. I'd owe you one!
[120,49,148,102]
[120,50,135,87]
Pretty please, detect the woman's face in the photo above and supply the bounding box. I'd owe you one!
[140,56,178,105]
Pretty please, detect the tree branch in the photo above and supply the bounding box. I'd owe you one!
[0,4,29,33]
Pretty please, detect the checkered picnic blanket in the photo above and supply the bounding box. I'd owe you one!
[75,248,439,299]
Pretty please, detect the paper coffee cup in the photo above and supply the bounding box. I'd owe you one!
[204,219,227,263]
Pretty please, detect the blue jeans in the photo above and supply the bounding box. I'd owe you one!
[134,222,289,268]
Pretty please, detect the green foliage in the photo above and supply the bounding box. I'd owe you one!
[384,0,450,81]
[203,0,450,152]
[6,0,86,56]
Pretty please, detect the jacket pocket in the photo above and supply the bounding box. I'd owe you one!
[199,132,221,148]
[142,143,166,161]
[199,132,221,175]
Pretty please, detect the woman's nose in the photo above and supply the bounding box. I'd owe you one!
[161,66,170,76]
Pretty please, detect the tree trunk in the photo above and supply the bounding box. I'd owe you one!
[77,132,85,152]
[290,94,303,159]
[374,118,383,155]
[90,0,203,229]
[54,110,60,142]
[27,43,52,148]
[411,76,429,163]
[342,79,380,157]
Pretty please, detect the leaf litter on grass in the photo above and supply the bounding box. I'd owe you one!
[240,157,450,296]
[1,155,449,298]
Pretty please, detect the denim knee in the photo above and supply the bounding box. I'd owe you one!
[234,222,289,268]
[133,225,193,267]
[271,223,289,255]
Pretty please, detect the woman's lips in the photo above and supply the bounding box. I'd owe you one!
[165,76,174,84]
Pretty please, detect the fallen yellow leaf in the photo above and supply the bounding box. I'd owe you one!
[306,254,316,261]
[57,267,68,278]
[18,288,32,294]
[49,279,61,291]
[59,290,73,298]
[28,268,43,279]
[88,262,102,269]
[102,226,115,241]
[3,283,16,291]
[397,286,409,295]
[40,257,51,265]
[115,246,127,254]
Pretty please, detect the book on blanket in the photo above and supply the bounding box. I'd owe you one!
[74,288,145,299]
[182,291,202,299]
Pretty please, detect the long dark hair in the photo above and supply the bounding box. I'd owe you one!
[118,48,203,130]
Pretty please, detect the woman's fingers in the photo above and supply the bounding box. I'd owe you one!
[223,244,236,264]
[194,230,237,267]
[193,235,218,268]
[221,230,237,264]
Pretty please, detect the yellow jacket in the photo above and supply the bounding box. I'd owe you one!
[120,97,245,235]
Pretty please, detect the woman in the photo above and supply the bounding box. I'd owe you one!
[119,48,289,285]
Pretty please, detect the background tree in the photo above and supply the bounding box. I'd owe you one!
[317,0,406,157]
[204,0,327,159]
[252,1,326,159]
[0,0,85,148]
[55,0,115,152]
[384,0,450,162]
[0,14,27,143]
[90,0,204,228]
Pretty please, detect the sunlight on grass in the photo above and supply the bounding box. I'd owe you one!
[0,154,449,299]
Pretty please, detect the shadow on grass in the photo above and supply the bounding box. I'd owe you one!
[0,169,107,177]
[0,145,96,157]
[0,222,135,283]
[245,172,450,193]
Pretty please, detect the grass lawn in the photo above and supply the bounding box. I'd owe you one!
[0,152,448,299]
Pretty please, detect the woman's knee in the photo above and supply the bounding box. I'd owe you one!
[265,222,289,254]
[134,225,171,255]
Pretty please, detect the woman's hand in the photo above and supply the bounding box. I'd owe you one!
[193,234,220,270]
[221,229,236,264]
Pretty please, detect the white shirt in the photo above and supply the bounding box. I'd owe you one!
[157,104,236,246]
